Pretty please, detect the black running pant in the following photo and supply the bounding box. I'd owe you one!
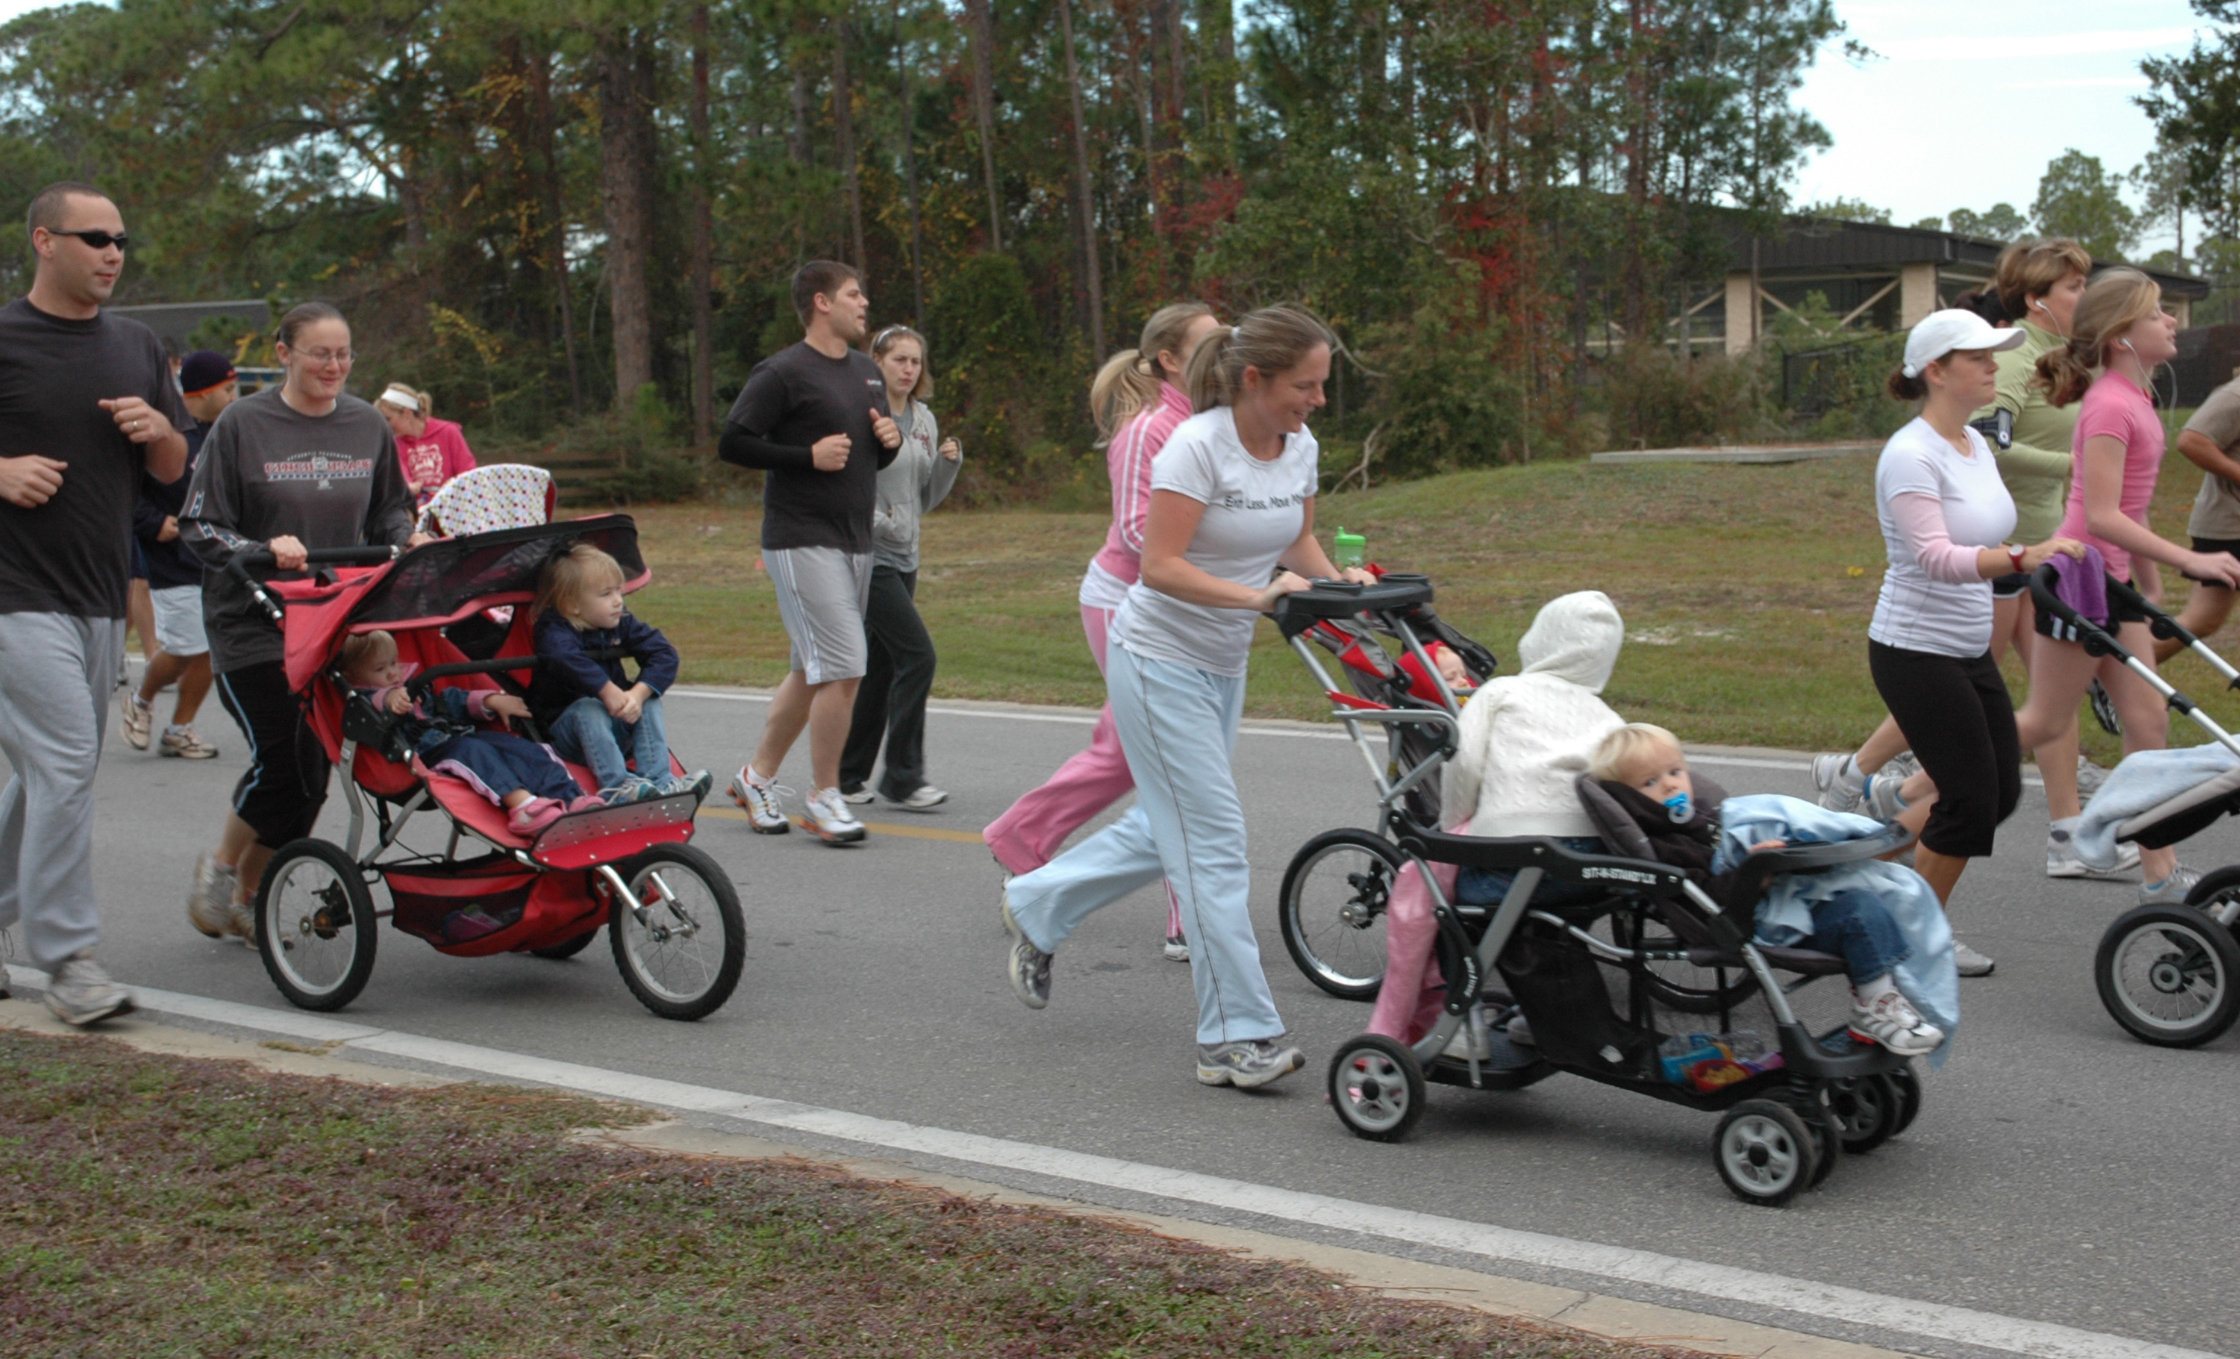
[215,659,331,848]
[1867,640,2020,858]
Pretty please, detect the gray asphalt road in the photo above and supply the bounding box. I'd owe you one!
[44,676,2240,1355]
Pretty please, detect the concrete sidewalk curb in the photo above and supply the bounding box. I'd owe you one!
[0,996,1910,1359]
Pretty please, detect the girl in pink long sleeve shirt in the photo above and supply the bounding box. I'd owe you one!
[985,304,1219,956]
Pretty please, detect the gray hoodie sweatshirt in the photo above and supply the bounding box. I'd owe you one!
[869,401,960,573]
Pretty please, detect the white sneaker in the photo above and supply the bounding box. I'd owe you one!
[2140,864,2202,907]
[186,855,249,940]
[1162,933,1190,963]
[1848,988,1945,1056]
[2046,820,2139,879]
[890,785,948,811]
[119,691,152,750]
[1812,752,1864,812]
[839,786,876,805]
[1862,770,1908,822]
[44,952,135,1026]
[1952,940,1995,977]
[728,766,792,834]
[2075,756,2111,806]
[801,787,867,844]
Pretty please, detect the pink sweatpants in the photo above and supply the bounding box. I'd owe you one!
[1364,856,1463,1045]
[985,605,1182,938]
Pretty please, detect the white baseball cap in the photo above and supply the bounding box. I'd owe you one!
[1901,308,2027,378]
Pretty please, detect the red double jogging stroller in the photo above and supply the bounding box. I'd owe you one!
[226,516,744,1021]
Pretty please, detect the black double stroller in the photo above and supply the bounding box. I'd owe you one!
[1274,579,1923,1206]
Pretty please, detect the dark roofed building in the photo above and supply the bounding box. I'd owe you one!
[1711,217,2209,354]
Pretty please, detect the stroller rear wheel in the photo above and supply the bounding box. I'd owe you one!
[1885,1061,1922,1135]
[1826,1074,1900,1154]
[1281,829,1400,1001]
[1328,1034,1426,1142]
[256,839,377,1012]
[2094,903,2240,1048]
[607,844,745,1021]
[1712,1099,1819,1207]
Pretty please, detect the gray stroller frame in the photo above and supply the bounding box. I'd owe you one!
[2030,567,2240,1047]
[1274,575,1482,999]
[1278,579,1918,1205]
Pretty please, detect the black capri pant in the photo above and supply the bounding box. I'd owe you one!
[1867,640,2021,858]
[215,659,332,848]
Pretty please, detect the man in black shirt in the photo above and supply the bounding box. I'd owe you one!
[0,182,190,1025]
[719,261,901,844]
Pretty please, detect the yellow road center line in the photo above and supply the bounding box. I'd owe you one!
[697,804,989,845]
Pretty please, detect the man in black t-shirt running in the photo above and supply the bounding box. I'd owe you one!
[0,182,191,1025]
[719,261,902,843]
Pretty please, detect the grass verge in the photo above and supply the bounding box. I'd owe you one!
[622,454,2240,755]
[0,1029,1706,1358]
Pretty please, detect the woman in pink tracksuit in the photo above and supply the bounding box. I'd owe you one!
[984,303,1220,959]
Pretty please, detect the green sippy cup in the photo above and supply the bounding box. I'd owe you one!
[1332,527,1366,572]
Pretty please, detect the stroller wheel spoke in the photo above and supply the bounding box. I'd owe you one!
[608,845,745,1021]
[256,840,377,1012]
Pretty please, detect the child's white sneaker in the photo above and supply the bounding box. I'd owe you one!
[800,787,867,844]
[1848,988,1945,1056]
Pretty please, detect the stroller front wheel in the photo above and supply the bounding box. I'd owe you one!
[256,839,378,1012]
[1712,1100,1819,1207]
[2094,903,2240,1048]
[1327,1034,1426,1142]
[1281,829,1401,1001]
[607,843,745,1021]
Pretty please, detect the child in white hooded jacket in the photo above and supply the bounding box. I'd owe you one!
[1366,591,1627,1044]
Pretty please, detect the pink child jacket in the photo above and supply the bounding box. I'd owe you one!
[1090,382,1195,587]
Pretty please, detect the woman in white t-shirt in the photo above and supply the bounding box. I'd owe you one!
[999,307,1373,1090]
[1864,310,2082,955]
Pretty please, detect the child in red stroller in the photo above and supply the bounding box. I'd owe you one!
[227,516,743,1021]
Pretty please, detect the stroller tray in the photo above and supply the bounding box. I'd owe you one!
[531,794,698,870]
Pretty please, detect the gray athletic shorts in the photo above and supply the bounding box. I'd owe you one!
[765,546,874,684]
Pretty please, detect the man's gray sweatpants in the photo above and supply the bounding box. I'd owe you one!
[0,612,123,969]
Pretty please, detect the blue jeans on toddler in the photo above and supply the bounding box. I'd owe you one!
[1773,888,1910,984]
[422,730,582,805]
[549,696,670,792]
[1455,837,1609,908]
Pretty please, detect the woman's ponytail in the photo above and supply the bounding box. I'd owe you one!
[1091,301,1214,442]
[1089,349,1160,444]
[2034,345,2096,409]
[1186,306,1334,412]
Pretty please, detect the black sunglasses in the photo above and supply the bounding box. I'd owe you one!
[49,228,128,250]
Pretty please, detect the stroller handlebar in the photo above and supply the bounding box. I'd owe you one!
[1273,573,1435,639]
[227,544,404,577]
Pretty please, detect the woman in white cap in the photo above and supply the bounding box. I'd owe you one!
[1861,309,2084,937]
[375,383,477,512]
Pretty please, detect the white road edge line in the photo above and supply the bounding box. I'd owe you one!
[8,968,2217,1359]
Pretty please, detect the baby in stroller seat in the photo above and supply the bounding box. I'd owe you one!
[340,630,600,837]
[1591,723,1953,1058]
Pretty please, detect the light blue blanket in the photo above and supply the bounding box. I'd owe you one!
[2074,743,2240,871]
[1714,793,1960,1065]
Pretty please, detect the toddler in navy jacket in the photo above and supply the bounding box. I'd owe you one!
[529,543,709,803]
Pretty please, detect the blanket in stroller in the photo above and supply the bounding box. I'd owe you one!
[1715,794,1960,1063]
[2074,743,2240,870]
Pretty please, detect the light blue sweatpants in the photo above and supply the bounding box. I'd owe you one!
[0,613,124,970]
[1008,642,1284,1047]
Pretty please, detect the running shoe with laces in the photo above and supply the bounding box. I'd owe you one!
[1811,752,1865,812]
[800,787,868,844]
[119,691,152,750]
[1952,940,1995,977]
[1196,1038,1307,1088]
[2088,679,2124,736]
[1847,988,1946,1057]
[1001,895,1052,1008]
[186,854,247,940]
[839,784,875,805]
[158,726,218,759]
[1885,750,1922,782]
[1862,769,1909,822]
[2074,755,2110,806]
[2140,864,2202,907]
[729,766,792,834]
[1162,933,1190,963]
[890,785,948,811]
[2045,818,2139,879]
[43,951,135,1027]
[599,776,660,807]
[657,769,714,802]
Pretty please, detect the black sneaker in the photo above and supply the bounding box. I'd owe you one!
[2089,679,2123,736]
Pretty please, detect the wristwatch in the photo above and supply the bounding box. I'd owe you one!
[2008,545,2028,574]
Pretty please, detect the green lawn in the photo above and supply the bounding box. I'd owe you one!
[622,453,2240,755]
[1,1029,1699,1359]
